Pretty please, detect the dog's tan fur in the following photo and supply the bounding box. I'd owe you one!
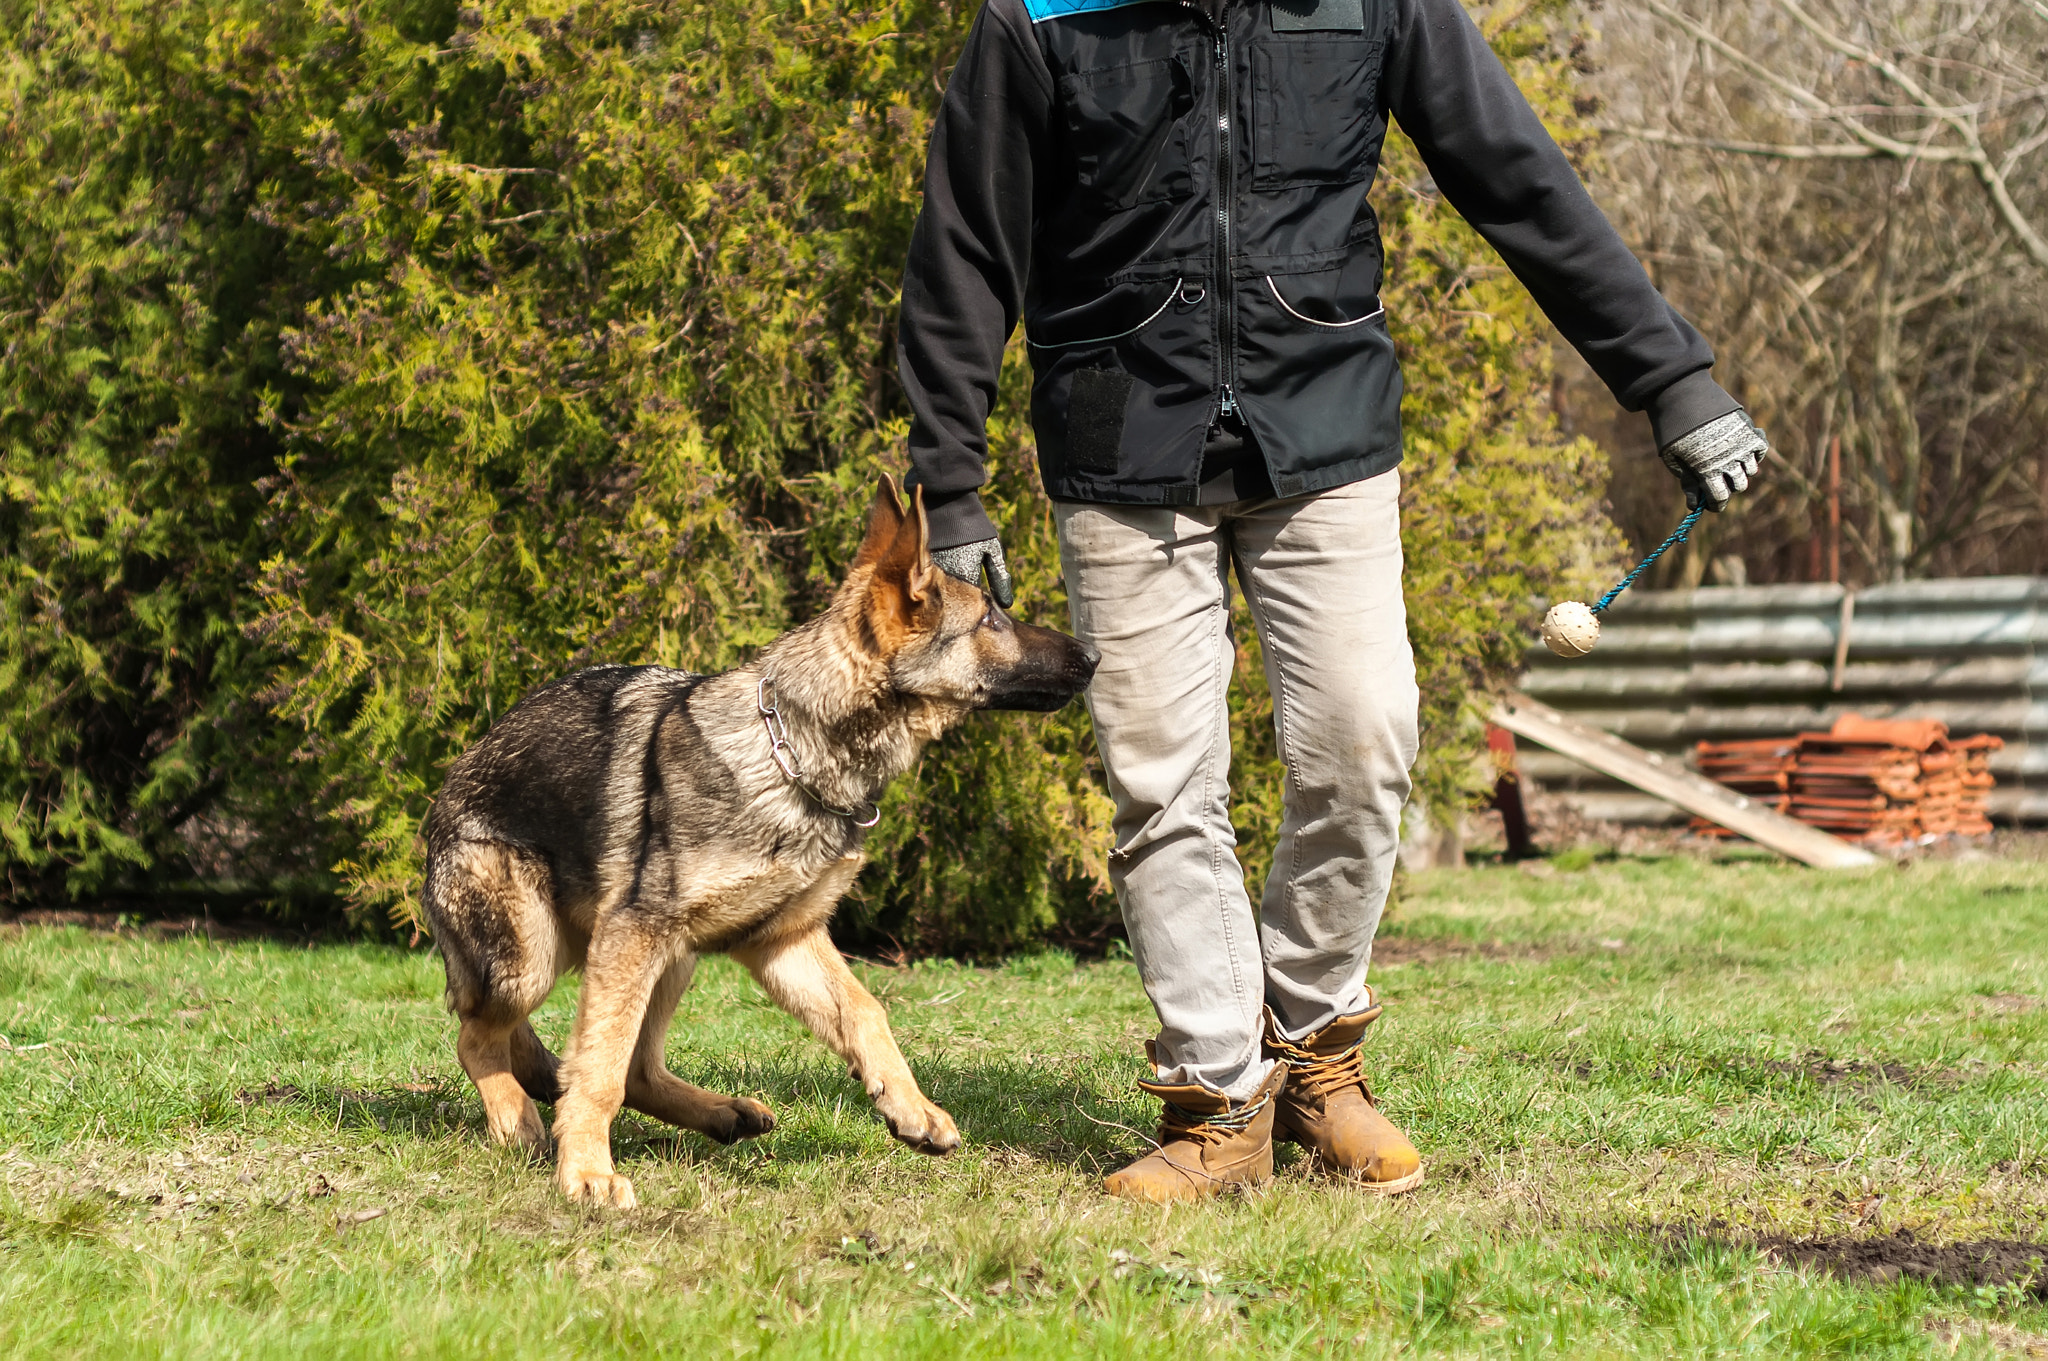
[421,477,1097,1206]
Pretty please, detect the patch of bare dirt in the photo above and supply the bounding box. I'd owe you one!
[1649,1050,1967,1093]
[235,1083,304,1106]
[1465,791,1693,860]
[1753,1053,1954,1090]
[1370,936,1551,966]
[1,909,312,943]
[1531,1049,1975,1093]
[1663,1225,2048,1295]
[1926,1319,2048,1358]
[1760,1230,2048,1294]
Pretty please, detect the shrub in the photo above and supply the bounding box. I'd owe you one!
[0,0,1617,948]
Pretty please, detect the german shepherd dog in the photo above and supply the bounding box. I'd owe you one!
[422,477,1097,1207]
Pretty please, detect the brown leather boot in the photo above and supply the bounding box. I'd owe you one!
[1266,992,1424,1193]
[1101,1059,1285,1204]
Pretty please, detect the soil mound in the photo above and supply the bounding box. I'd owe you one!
[1667,1226,2048,1294]
[1763,1229,2048,1293]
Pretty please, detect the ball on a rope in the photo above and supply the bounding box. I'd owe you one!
[1541,600,1601,659]
[1540,506,1701,659]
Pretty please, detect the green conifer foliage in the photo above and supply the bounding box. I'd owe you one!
[1,0,1616,944]
[0,1,353,900]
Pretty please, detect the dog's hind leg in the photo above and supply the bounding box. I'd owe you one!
[510,1020,563,1105]
[430,839,561,1155]
[732,926,960,1156]
[624,956,777,1145]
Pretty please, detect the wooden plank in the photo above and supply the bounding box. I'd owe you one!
[1491,693,1879,869]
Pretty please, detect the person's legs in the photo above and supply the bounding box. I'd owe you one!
[1055,501,1272,1102]
[1231,471,1417,1038]
[1230,470,1423,1190]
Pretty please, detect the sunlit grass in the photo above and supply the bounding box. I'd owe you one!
[2,853,2046,1357]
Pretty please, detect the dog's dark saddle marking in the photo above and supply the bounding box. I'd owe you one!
[627,673,707,911]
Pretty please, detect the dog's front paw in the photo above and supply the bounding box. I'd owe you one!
[556,1134,636,1208]
[707,1097,776,1145]
[881,1097,960,1156]
[559,1165,638,1209]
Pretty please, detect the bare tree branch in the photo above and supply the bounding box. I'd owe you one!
[1894,254,2015,314]
[1639,0,1825,108]
[1793,219,1886,300]
[1640,0,1965,159]
[1999,120,2048,180]
[1577,0,2048,584]
[1772,0,2048,269]
[1600,126,1973,161]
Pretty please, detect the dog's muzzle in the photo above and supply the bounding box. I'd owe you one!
[981,632,1100,713]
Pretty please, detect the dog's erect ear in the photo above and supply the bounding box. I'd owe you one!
[867,482,943,632]
[905,485,939,601]
[853,474,908,572]
[895,485,940,604]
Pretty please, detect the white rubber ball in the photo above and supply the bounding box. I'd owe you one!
[1541,600,1601,659]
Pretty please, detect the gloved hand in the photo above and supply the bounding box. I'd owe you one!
[930,537,1016,609]
[1657,409,1770,513]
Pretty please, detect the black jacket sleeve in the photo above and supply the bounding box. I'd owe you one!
[1382,0,1738,443]
[897,0,1054,549]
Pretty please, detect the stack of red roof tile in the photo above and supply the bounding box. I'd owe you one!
[1791,715,1950,846]
[1688,737,1798,838]
[1956,734,2003,838]
[1918,747,1962,838]
[1687,716,2001,846]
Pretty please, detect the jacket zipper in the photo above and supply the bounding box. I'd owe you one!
[1213,18,1236,417]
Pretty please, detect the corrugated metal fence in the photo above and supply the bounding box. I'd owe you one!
[1517,577,2048,825]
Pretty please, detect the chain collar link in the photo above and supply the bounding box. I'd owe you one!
[757,677,881,828]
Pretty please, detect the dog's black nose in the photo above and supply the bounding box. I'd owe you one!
[1078,642,1101,674]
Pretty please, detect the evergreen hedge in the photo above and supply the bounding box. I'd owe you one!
[0,0,1620,947]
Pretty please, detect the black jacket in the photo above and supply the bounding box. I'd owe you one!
[899,0,1739,548]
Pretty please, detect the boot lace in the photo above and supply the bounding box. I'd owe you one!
[1268,1031,1372,1105]
[1157,1085,1275,1149]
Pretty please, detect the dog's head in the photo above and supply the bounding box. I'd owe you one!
[852,476,1098,713]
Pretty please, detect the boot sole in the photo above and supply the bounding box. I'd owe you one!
[1343,1162,1424,1195]
[1101,1172,1274,1204]
[1293,1148,1426,1194]
[1276,1127,1427,1195]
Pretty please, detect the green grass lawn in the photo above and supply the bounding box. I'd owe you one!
[5,854,2048,1358]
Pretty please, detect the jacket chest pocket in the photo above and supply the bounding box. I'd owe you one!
[1059,56,1196,210]
[1251,38,1383,191]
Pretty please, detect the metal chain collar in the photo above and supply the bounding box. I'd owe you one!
[757,677,881,828]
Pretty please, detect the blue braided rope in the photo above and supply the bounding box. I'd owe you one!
[1591,507,1706,615]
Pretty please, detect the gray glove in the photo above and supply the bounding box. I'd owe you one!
[930,537,1015,609]
[1657,409,1769,513]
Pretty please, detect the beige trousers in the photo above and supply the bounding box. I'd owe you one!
[1056,472,1418,1099]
